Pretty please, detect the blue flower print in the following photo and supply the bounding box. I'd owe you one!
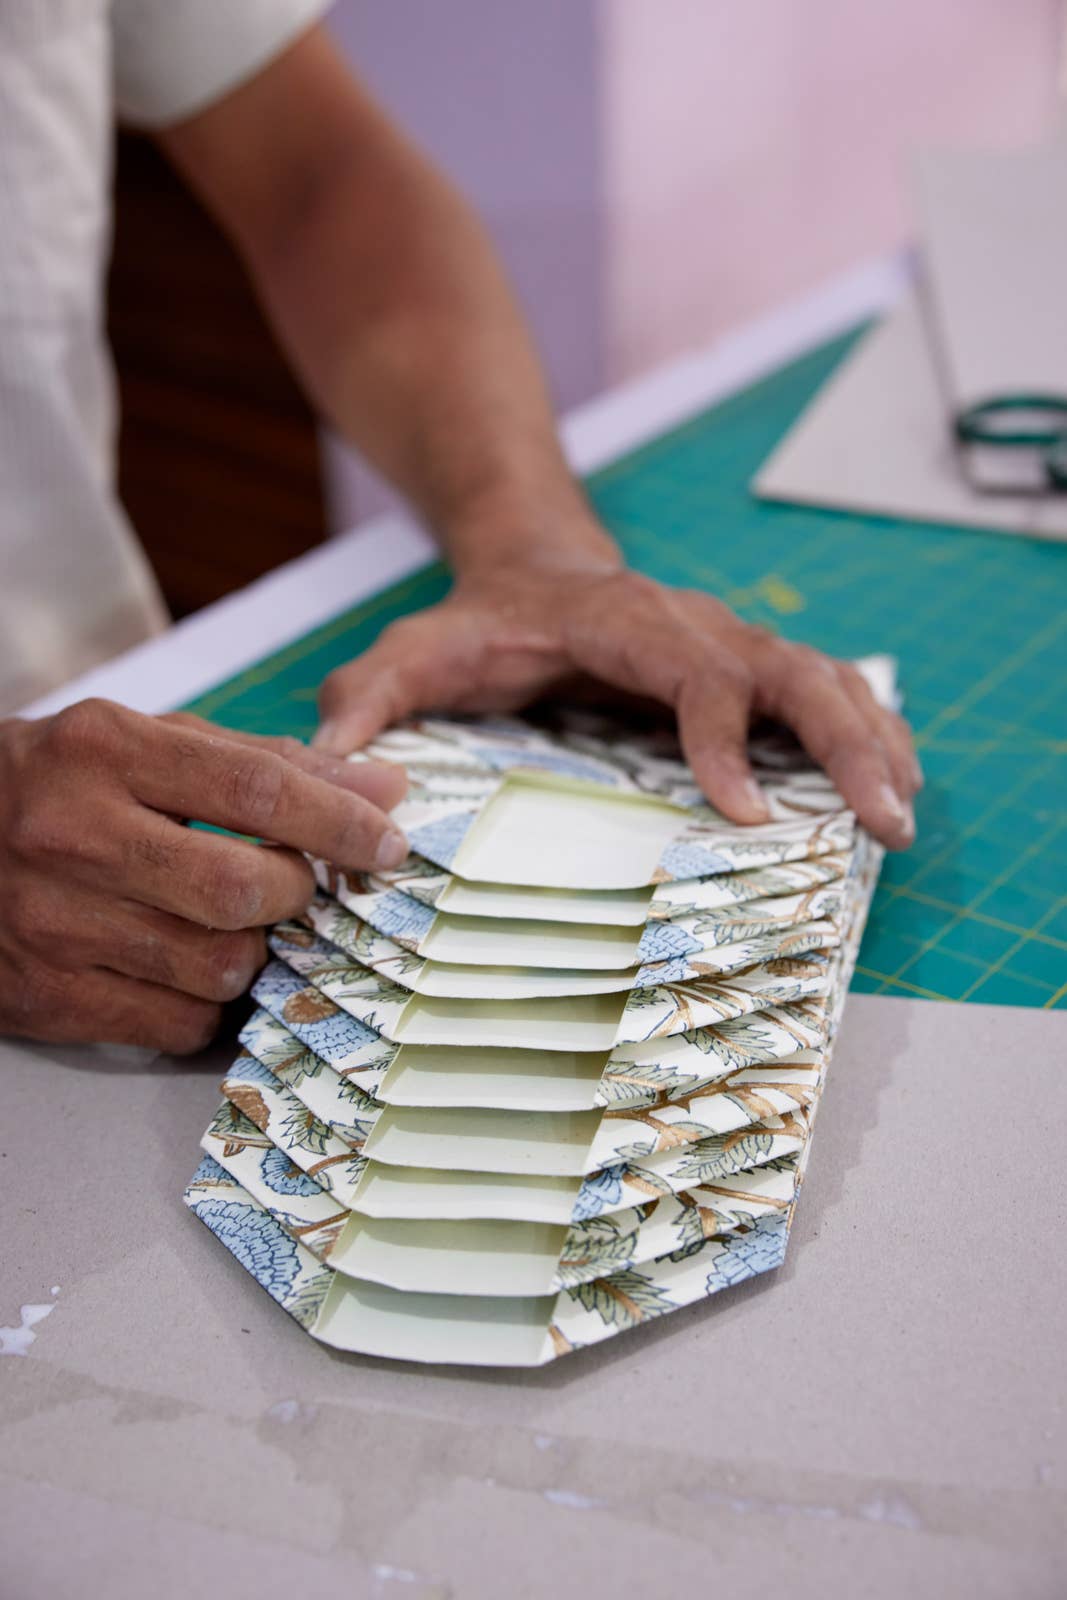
[658,842,733,880]
[191,1197,302,1302]
[707,1216,788,1292]
[259,1146,322,1198]
[475,746,622,786]
[636,920,703,964]
[363,889,436,945]
[408,811,474,869]
[572,1165,625,1221]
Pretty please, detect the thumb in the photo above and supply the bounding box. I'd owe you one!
[313,618,440,756]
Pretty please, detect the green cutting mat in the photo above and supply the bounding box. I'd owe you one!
[186,331,1067,1009]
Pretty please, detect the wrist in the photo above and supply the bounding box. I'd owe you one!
[442,483,623,584]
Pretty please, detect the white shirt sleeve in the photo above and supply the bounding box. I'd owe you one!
[111,0,332,128]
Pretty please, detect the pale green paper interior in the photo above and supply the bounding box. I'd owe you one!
[449,772,687,890]
[405,960,642,999]
[314,1274,556,1366]
[420,911,644,969]
[393,990,629,1050]
[328,1213,569,1298]
[362,1106,601,1176]
[351,1164,582,1224]
[377,1044,611,1111]
[437,876,655,925]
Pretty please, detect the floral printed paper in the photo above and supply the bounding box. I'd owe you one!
[186,683,890,1364]
[268,923,832,1049]
[302,888,843,985]
[340,850,849,925]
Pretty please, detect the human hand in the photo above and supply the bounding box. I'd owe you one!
[314,560,921,848]
[0,700,407,1052]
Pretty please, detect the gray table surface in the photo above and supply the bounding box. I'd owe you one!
[2,994,1065,1600]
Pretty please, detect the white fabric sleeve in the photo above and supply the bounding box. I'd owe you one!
[111,0,332,128]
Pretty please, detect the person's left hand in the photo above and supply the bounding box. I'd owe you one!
[313,559,921,849]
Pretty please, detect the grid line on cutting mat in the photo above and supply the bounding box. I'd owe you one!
[184,330,1067,1008]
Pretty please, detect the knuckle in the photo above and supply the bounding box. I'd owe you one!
[744,622,777,648]
[735,621,777,663]
[8,880,59,948]
[842,668,882,720]
[720,654,754,697]
[200,856,264,930]
[163,1002,222,1057]
[128,814,180,874]
[602,570,660,615]
[691,645,751,701]
[135,934,179,989]
[381,614,422,646]
[792,643,836,681]
[222,754,287,837]
[319,661,361,715]
[333,801,382,866]
[158,711,204,732]
[46,698,128,762]
[15,960,66,1026]
[270,736,305,764]
[206,929,264,1001]
[9,797,72,864]
[12,794,118,877]
[821,730,883,774]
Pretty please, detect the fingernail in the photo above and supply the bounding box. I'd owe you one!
[880,783,914,841]
[909,752,924,790]
[742,777,771,818]
[374,827,409,870]
[312,720,340,751]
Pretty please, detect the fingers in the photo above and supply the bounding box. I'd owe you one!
[559,578,770,823]
[756,645,916,849]
[5,959,222,1056]
[834,669,923,799]
[12,879,268,1000]
[132,717,408,871]
[313,610,482,755]
[673,657,769,822]
[103,910,266,1002]
[161,715,409,811]
[108,809,318,930]
[314,654,420,756]
[102,901,267,1000]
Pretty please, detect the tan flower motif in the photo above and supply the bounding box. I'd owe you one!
[283,988,337,1024]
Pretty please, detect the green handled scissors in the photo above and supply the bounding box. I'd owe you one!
[955,395,1067,490]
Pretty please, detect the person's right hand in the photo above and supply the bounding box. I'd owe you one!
[0,699,408,1054]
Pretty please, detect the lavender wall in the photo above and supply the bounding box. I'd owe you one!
[323,0,604,528]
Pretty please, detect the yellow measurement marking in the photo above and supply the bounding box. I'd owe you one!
[959,894,1066,1004]
[852,966,952,1002]
[886,887,1067,952]
[751,579,809,614]
[878,817,1063,995]
[914,608,1065,748]
[1043,977,1067,1009]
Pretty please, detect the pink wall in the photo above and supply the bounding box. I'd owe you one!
[602,0,1063,381]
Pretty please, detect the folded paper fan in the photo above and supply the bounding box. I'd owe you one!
[185,679,888,1364]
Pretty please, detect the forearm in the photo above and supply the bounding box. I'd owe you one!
[165,30,616,580]
[263,154,615,577]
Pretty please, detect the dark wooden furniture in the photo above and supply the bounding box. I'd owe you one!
[107,131,327,619]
